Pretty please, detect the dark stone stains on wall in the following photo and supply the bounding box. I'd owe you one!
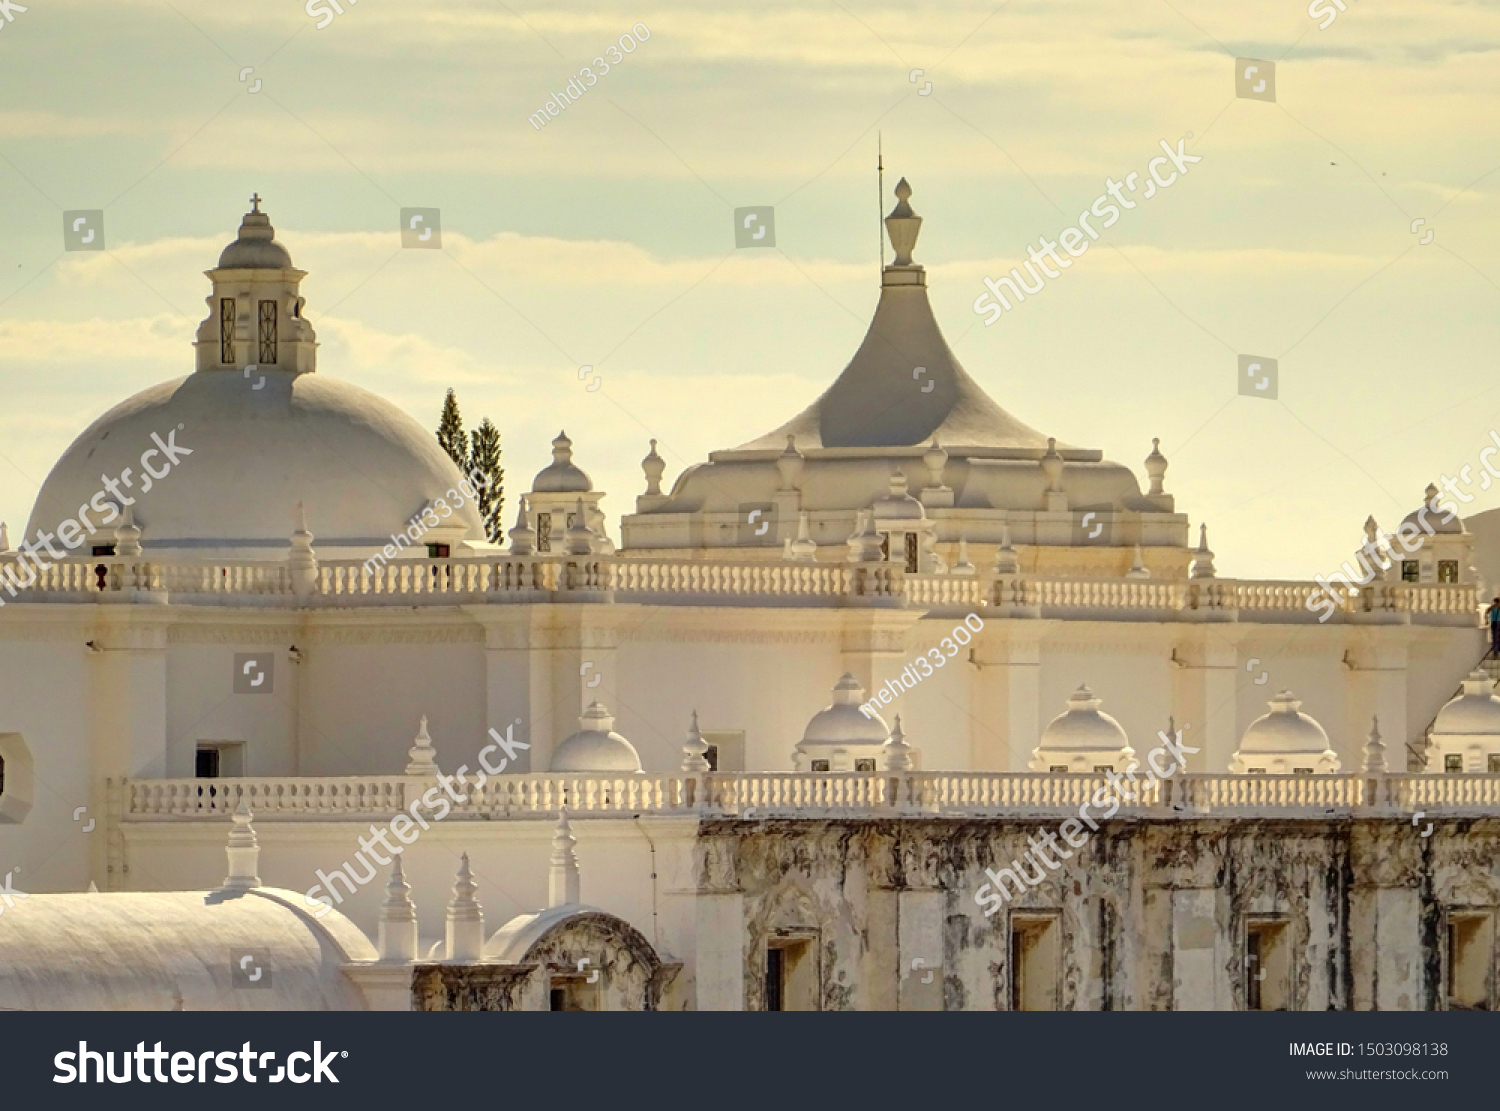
[706,816,1500,1011]
[412,963,535,1011]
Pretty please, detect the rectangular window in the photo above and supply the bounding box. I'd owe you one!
[91,544,115,557]
[764,947,783,1012]
[1050,764,1069,774]
[1447,913,1493,1010]
[1439,560,1459,583]
[880,533,890,562]
[536,513,552,553]
[905,532,919,573]
[1447,754,1463,774]
[703,744,718,772]
[1246,918,1291,1010]
[219,298,236,364]
[1093,764,1113,774]
[1490,755,1500,774]
[196,742,244,778]
[854,758,876,772]
[1292,767,1313,775]
[547,976,599,1011]
[810,759,830,772]
[1010,915,1061,1011]
[258,300,278,364]
[1401,560,1420,582]
[426,544,450,558]
[765,934,817,1011]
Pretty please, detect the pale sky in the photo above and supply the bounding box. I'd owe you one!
[1,0,1498,578]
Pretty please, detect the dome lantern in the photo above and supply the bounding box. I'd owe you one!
[196,195,318,375]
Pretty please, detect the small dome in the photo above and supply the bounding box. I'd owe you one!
[532,430,593,494]
[1038,685,1129,752]
[872,471,924,521]
[1432,671,1500,736]
[1030,684,1134,771]
[216,197,295,270]
[1232,690,1340,773]
[550,702,643,773]
[1401,484,1464,535]
[800,673,890,746]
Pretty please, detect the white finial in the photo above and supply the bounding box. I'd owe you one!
[923,438,948,490]
[378,855,418,962]
[1144,438,1168,497]
[444,853,484,961]
[1040,438,1064,493]
[87,880,99,893]
[221,800,261,893]
[508,494,536,555]
[953,536,976,575]
[884,177,923,266]
[789,511,817,562]
[681,710,711,772]
[405,715,440,776]
[288,501,318,594]
[0,522,9,552]
[1126,543,1150,579]
[565,497,595,556]
[776,435,805,491]
[995,521,1020,575]
[642,439,665,496]
[846,508,884,564]
[1363,715,1388,775]
[549,810,581,907]
[883,714,915,771]
[115,503,143,558]
[1190,524,1216,579]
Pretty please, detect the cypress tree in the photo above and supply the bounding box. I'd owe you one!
[469,418,505,542]
[436,389,467,472]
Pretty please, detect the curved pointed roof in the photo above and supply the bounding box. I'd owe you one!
[732,179,1052,454]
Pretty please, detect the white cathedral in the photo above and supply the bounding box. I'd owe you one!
[1,187,1499,1012]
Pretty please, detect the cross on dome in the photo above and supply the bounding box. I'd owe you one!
[249,192,263,213]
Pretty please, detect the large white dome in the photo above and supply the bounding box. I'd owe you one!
[26,372,484,559]
[23,199,484,560]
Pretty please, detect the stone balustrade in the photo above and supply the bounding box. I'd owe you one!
[119,770,1500,822]
[0,553,1480,624]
